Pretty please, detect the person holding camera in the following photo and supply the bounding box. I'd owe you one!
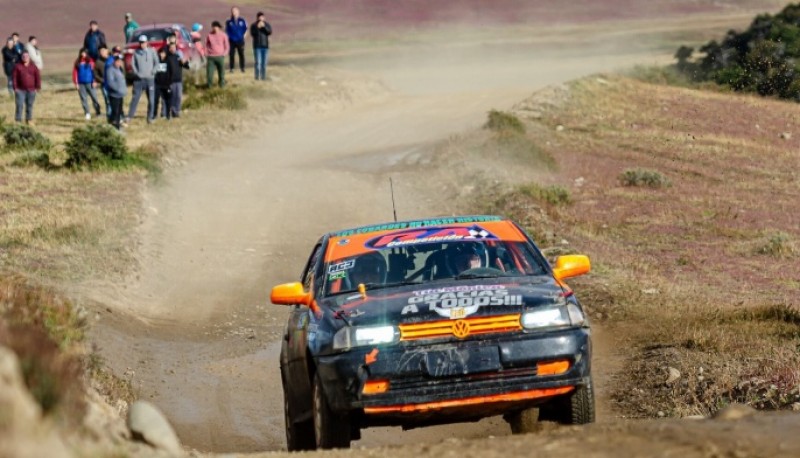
[250,12,271,81]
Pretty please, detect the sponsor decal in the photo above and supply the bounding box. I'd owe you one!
[328,271,347,281]
[337,238,350,246]
[365,225,497,250]
[328,260,355,274]
[402,285,523,318]
[332,216,502,237]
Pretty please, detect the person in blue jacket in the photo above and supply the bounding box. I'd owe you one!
[225,6,248,73]
[83,21,107,60]
[72,48,102,120]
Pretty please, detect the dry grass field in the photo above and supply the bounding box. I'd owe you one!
[436,73,800,418]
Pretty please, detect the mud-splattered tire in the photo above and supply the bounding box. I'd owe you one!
[544,381,596,425]
[283,378,315,451]
[506,407,541,434]
[313,374,351,449]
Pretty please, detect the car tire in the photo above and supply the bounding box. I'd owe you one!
[313,374,351,449]
[505,406,541,434]
[283,386,315,451]
[543,381,596,425]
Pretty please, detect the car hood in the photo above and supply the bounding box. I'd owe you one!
[320,278,568,326]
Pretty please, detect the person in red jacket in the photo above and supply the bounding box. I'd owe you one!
[12,51,41,125]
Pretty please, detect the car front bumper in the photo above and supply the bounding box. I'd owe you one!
[315,327,591,423]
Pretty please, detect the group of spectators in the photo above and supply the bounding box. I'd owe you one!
[2,33,43,125]
[2,6,272,130]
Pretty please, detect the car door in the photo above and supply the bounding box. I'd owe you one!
[281,240,325,420]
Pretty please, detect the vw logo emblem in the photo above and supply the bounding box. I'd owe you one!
[452,320,470,339]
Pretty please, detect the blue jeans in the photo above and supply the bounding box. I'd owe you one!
[254,47,269,80]
[128,78,155,120]
[15,90,36,122]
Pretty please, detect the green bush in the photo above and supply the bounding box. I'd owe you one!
[11,150,51,169]
[756,232,795,258]
[64,124,129,169]
[518,183,571,206]
[484,110,525,134]
[184,86,247,111]
[2,124,52,151]
[620,168,671,188]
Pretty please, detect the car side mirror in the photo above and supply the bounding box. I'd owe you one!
[271,282,311,306]
[553,255,591,281]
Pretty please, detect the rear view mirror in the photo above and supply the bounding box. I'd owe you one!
[271,282,311,306]
[553,255,591,281]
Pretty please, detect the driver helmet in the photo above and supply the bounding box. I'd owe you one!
[351,252,387,285]
[450,243,484,274]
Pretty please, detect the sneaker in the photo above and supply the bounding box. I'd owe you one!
[85,113,91,120]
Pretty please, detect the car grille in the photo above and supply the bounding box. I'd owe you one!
[399,314,522,341]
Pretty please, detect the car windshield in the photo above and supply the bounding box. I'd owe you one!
[324,239,547,297]
[128,28,178,44]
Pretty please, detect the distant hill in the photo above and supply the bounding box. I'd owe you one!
[0,0,785,48]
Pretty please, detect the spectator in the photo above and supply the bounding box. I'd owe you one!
[2,38,17,96]
[73,48,102,120]
[124,13,140,43]
[154,47,171,120]
[12,52,40,125]
[106,56,127,130]
[10,33,24,57]
[25,36,43,70]
[205,21,229,88]
[250,12,271,81]
[166,42,184,118]
[83,20,107,60]
[190,23,206,84]
[127,35,158,124]
[225,7,248,73]
[94,46,110,120]
[105,46,126,125]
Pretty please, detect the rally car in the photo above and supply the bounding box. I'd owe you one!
[272,216,594,450]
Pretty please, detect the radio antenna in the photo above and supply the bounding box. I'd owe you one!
[390,178,398,222]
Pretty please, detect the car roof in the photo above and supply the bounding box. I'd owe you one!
[324,216,527,262]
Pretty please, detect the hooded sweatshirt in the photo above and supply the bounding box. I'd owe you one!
[105,63,127,98]
[73,57,95,85]
[132,46,158,80]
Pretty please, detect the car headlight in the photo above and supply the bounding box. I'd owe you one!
[521,304,585,330]
[333,325,399,350]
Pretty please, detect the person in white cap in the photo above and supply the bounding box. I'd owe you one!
[127,35,158,123]
[124,13,140,42]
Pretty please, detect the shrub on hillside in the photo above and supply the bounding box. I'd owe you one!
[755,232,795,258]
[620,168,671,188]
[675,3,800,100]
[184,86,247,111]
[484,110,525,134]
[2,124,52,151]
[11,150,52,169]
[64,124,129,169]
[518,183,571,206]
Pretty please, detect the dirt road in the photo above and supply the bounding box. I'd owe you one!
[89,28,680,453]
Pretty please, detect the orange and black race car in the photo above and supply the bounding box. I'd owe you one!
[272,216,594,450]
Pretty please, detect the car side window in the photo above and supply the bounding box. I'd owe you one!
[301,244,323,293]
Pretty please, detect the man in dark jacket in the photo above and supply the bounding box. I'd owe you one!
[154,47,171,120]
[2,38,18,96]
[250,12,271,81]
[225,6,248,73]
[166,42,184,118]
[83,21,107,60]
[12,52,41,125]
[106,57,127,130]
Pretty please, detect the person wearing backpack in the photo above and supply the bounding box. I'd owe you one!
[72,48,102,120]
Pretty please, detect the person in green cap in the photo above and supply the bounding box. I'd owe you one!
[124,13,140,42]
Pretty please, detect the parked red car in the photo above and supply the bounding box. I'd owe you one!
[124,23,203,77]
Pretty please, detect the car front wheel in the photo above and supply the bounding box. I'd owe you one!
[313,374,352,449]
[541,380,596,425]
[282,374,315,451]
